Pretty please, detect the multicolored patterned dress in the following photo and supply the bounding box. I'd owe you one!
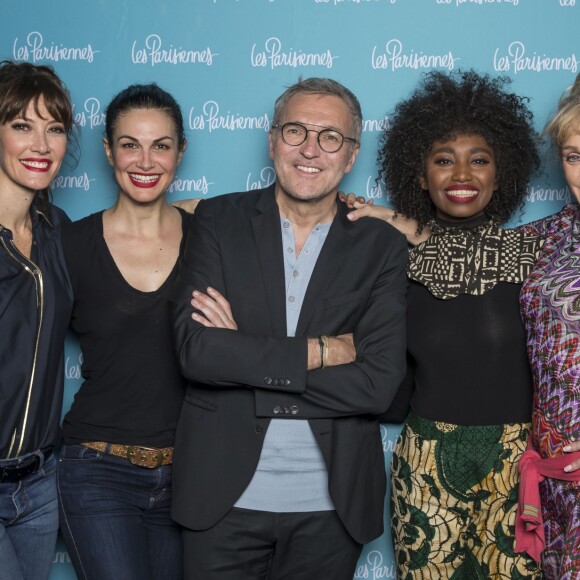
[520,203,580,579]
[390,215,543,579]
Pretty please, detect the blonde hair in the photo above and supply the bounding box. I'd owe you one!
[544,73,580,151]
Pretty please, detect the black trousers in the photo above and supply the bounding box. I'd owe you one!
[183,507,363,580]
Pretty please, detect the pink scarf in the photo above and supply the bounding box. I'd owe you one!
[515,441,580,562]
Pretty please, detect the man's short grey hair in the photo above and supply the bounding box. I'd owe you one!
[272,77,363,142]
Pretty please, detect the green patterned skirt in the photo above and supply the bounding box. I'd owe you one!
[390,412,543,579]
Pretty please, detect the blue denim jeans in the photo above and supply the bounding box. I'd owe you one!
[57,444,182,580]
[0,451,59,580]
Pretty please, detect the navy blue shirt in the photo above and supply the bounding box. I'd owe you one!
[0,203,72,459]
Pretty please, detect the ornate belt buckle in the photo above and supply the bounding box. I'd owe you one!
[127,446,164,468]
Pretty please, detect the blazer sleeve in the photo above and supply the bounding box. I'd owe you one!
[173,199,309,394]
[255,232,408,418]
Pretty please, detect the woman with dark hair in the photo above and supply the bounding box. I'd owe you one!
[0,60,74,580]
[56,83,189,580]
[347,70,543,578]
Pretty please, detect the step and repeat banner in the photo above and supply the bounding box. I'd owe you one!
[1,1,578,578]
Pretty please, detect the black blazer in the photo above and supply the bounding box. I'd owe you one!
[172,185,407,544]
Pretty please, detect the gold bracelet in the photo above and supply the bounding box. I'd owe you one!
[321,335,330,369]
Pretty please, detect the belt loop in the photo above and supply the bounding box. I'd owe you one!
[35,449,44,469]
[34,448,49,468]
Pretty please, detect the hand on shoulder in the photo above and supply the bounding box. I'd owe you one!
[172,198,202,214]
[338,191,429,245]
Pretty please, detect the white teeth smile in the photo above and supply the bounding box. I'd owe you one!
[297,166,320,174]
[21,160,50,169]
[446,190,478,197]
[130,173,159,183]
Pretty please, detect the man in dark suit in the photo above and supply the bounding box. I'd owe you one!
[172,77,407,580]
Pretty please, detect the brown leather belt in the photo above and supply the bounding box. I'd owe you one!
[80,442,173,469]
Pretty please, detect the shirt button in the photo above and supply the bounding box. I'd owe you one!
[283,221,290,228]
[288,296,295,303]
[287,247,294,254]
[293,271,299,278]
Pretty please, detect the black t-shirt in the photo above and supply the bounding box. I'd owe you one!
[60,209,190,447]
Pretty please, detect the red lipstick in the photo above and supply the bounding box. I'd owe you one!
[20,158,52,173]
[128,173,161,188]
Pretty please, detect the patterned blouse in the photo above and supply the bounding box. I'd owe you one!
[520,204,580,459]
[408,216,542,300]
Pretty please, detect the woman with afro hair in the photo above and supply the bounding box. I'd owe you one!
[346,70,543,578]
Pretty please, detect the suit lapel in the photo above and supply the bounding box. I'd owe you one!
[295,202,352,337]
[251,187,288,337]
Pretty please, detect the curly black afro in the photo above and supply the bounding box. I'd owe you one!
[378,70,540,232]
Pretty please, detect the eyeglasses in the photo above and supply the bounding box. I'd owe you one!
[272,122,358,153]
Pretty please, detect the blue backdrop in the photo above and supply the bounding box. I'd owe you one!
[1,1,578,578]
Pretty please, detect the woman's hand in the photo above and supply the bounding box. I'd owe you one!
[339,193,429,246]
[338,191,373,209]
[347,201,395,224]
[338,191,398,223]
[191,287,237,330]
[563,441,580,472]
[172,198,202,214]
